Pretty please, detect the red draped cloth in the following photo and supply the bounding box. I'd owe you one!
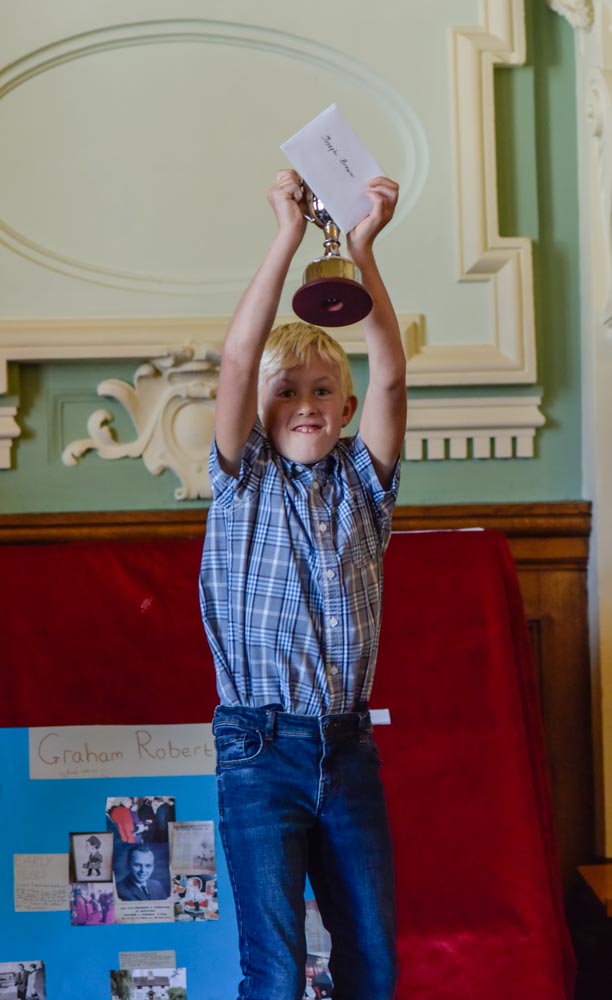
[0,529,575,999]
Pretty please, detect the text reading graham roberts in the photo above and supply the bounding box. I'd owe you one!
[37,729,214,766]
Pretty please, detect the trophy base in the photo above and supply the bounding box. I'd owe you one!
[292,277,372,328]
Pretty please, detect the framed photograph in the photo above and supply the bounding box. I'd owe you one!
[69,832,113,882]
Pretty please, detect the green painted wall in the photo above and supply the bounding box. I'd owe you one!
[0,2,581,514]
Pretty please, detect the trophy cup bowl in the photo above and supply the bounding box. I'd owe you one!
[292,185,373,328]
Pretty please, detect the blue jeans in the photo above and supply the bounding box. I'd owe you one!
[213,704,397,1000]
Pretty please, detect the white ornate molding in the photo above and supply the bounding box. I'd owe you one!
[404,395,545,461]
[0,314,544,478]
[545,0,595,30]
[0,4,547,480]
[587,68,612,325]
[0,5,537,389]
[449,0,537,384]
[0,407,20,468]
[402,314,535,385]
[0,18,426,295]
[62,346,220,500]
[62,369,545,493]
[0,317,228,396]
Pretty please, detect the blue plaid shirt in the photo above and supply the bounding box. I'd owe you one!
[199,420,399,716]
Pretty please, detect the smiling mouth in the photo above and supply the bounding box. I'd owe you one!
[293,424,322,433]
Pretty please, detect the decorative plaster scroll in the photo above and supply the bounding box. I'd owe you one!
[0,407,20,468]
[63,364,545,497]
[404,395,545,460]
[545,0,595,30]
[62,345,220,500]
[587,69,612,326]
[449,0,537,384]
[0,315,545,474]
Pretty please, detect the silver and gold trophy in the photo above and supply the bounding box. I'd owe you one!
[292,183,372,328]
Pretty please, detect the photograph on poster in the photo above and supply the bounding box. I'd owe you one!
[106,797,176,845]
[0,961,46,1000]
[69,882,115,926]
[169,821,215,875]
[110,967,186,1000]
[303,900,333,999]
[113,841,171,902]
[69,832,113,882]
[172,875,218,922]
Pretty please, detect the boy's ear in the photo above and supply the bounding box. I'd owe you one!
[341,395,358,426]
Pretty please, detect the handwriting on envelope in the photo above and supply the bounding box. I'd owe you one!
[281,103,384,235]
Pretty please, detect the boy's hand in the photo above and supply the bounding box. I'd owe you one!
[346,176,399,257]
[267,168,307,245]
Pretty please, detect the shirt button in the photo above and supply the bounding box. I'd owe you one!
[326,569,335,580]
[318,523,327,533]
[312,481,320,490]
[329,666,339,676]
[329,616,338,627]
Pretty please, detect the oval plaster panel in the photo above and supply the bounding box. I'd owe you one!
[0,19,429,295]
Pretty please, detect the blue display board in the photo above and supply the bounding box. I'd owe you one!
[0,729,241,999]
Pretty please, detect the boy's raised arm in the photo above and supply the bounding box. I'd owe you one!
[347,177,407,490]
[214,170,307,477]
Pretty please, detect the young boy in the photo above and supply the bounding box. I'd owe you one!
[199,168,406,1000]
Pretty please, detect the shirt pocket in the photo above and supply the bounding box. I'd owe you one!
[342,492,379,568]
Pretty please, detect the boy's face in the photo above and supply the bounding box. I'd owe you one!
[260,355,357,465]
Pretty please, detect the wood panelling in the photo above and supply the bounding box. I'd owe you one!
[518,558,593,889]
[0,500,592,546]
[0,501,594,889]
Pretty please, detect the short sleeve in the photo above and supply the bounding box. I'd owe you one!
[347,433,400,547]
[208,420,269,507]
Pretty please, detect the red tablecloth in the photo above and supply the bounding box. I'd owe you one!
[0,529,575,999]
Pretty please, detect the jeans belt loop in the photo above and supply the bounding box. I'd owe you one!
[264,709,277,741]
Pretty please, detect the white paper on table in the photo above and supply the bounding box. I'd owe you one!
[281,103,384,234]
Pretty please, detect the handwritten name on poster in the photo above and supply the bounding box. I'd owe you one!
[29,724,215,779]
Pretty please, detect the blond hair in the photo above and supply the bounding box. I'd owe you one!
[259,322,354,399]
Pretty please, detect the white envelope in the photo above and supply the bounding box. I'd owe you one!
[281,103,384,235]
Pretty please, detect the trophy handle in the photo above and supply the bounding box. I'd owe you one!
[301,183,341,256]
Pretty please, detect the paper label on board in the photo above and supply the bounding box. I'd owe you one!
[29,724,215,779]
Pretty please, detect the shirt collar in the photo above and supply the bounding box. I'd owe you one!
[280,450,339,481]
